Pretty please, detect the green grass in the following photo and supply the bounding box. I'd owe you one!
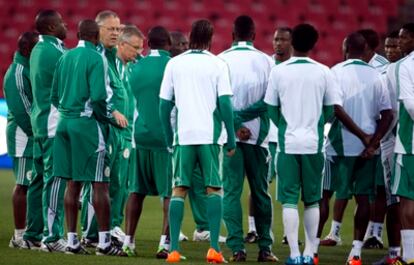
[0,169,387,264]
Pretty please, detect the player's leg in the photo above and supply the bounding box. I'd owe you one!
[222,143,246,261]
[243,143,276,261]
[318,157,335,245]
[80,183,99,247]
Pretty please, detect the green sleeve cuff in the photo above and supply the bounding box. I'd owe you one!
[159,98,175,147]
[218,95,236,150]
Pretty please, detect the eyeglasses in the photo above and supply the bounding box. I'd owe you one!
[101,26,122,33]
[124,41,144,53]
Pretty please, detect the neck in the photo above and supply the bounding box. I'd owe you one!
[234,38,252,43]
[276,54,290,62]
[116,51,127,65]
[293,50,308,57]
[347,54,364,60]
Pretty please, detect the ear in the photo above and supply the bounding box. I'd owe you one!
[252,32,256,41]
[47,23,56,33]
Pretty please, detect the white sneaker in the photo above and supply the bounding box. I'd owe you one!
[111,226,126,243]
[193,230,227,243]
[9,236,26,248]
[40,238,67,252]
[179,231,188,241]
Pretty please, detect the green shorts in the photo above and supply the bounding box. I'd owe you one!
[329,156,377,200]
[375,157,385,187]
[172,144,223,189]
[129,148,172,197]
[276,152,324,206]
[392,154,414,200]
[12,157,33,186]
[53,117,110,183]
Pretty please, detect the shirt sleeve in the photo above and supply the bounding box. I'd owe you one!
[324,68,342,106]
[264,68,279,106]
[159,60,175,101]
[89,55,109,103]
[217,62,233,97]
[398,62,414,101]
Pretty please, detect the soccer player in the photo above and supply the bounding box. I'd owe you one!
[272,27,293,63]
[122,26,172,258]
[372,30,404,265]
[218,15,276,262]
[51,19,126,256]
[391,22,414,265]
[359,28,390,73]
[4,31,38,248]
[265,23,339,265]
[326,32,392,265]
[159,19,236,263]
[23,10,67,252]
[80,10,128,247]
[170,31,188,57]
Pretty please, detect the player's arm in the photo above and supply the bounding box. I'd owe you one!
[159,98,175,148]
[4,71,32,136]
[218,95,236,153]
[50,64,60,109]
[90,56,110,124]
[234,99,267,125]
[334,105,371,146]
[264,69,280,126]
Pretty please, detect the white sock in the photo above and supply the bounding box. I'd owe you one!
[303,206,319,256]
[159,235,167,247]
[67,232,79,248]
[123,235,132,248]
[14,229,25,239]
[283,207,301,259]
[315,238,320,254]
[248,216,256,232]
[401,230,414,262]
[363,221,374,240]
[330,220,342,239]
[349,240,363,258]
[372,222,383,240]
[98,231,111,249]
[388,246,401,259]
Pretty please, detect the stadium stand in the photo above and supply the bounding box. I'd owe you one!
[0,0,406,97]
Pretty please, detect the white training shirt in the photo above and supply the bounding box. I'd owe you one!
[325,59,392,156]
[159,49,232,146]
[218,41,274,147]
[264,56,340,154]
[394,51,414,154]
[369,53,389,74]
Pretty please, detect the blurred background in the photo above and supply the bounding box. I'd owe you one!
[1,0,414,166]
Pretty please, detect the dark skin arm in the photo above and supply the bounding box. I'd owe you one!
[361,109,393,158]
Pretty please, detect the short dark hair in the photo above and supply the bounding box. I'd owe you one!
[148,26,171,49]
[291,23,318,53]
[387,30,399,39]
[401,23,414,35]
[78,19,99,40]
[189,19,213,49]
[345,32,366,56]
[35,9,59,34]
[233,15,255,40]
[17,31,39,54]
[276,27,293,36]
[357,29,379,50]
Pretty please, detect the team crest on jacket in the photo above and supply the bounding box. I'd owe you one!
[123,148,130,159]
[104,166,110,177]
[26,170,33,181]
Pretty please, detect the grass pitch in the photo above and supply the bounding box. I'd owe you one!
[0,169,388,264]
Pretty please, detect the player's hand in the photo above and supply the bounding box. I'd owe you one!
[112,110,128,128]
[361,133,373,147]
[236,127,251,141]
[361,146,376,159]
[226,148,236,157]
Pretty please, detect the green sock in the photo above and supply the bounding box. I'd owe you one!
[207,193,223,252]
[169,196,185,252]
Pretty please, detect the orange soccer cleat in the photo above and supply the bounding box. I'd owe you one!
[206,248,226,263]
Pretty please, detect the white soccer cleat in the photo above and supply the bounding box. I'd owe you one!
[193,230,227,243]
[179,231,188,241]
[111,226,126,243]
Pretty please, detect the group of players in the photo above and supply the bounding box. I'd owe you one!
[3,6,414,265]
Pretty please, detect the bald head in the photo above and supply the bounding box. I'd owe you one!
[18,32,39,57]
[35,10,67,40]
[344,32,367,59]
[78,19,100,45]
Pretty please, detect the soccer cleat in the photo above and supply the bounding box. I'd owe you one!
[65,244,90,255]
[320,233,342,246]
[229,250,247,262]
[21,239,41,250]
[81,237,98,248]
[206,248,226,263]
[313,253,319,265]
[193,230,226,243]
[122,245,137,257]
[362,236,383,249]
[347,256,362,265]
[166,250,185,263]
[303,255,314,265]
[179,231,188,241]
[96,243,127,256]
[40,238,67,253]
[156,246,169,259]
[111,226,126,242]
[258,250,279,262]
[244,231,258,243]
[389,257,414,265]
[372,255,401,265]
[285,256,303,265]
[9,236,26,248]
